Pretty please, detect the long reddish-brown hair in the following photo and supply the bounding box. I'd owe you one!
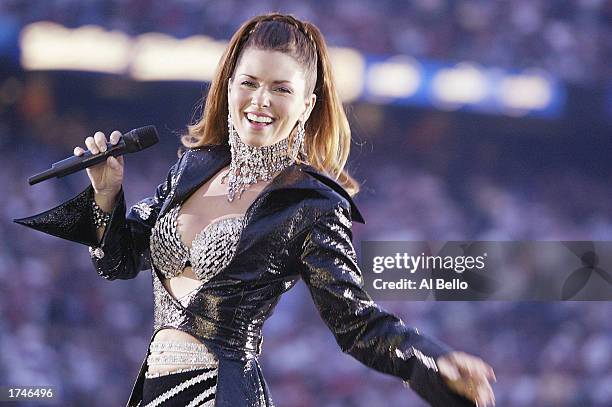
[182,13,359,196]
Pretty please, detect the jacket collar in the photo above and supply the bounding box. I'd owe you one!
[161,144,365,224]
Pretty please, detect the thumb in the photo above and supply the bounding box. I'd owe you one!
[107,156,119,170]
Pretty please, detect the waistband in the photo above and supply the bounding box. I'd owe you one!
[147,341,218,367]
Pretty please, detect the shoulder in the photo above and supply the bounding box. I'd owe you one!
[174,143,231,172]
[298,164,365,224]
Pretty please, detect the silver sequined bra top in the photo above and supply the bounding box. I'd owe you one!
[149,204,244,281]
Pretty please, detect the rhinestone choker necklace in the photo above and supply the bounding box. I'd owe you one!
[221,128,294,202]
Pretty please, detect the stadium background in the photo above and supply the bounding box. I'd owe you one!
[1,1,611,406]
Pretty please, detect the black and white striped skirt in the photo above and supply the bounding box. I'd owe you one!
[141,366,217,407]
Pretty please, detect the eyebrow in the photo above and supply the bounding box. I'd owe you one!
[240,74,293,85]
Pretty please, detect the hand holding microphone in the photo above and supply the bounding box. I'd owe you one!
[73,130,125,202]
[28,125,159,212]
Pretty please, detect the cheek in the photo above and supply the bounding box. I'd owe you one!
[277,100,301,120]
[230,88,248,108]
[284,105,303,125]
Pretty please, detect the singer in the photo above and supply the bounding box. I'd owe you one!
[15,13,495,407]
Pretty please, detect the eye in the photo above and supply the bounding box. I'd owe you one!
[276,87,292,93]
[241,80,257,87]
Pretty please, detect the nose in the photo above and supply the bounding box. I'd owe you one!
[251,87,270,108]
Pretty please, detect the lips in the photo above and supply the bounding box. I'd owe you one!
[244,112,275,129]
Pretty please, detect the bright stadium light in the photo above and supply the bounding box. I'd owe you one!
[498,72,553,111]
[19,23,561,115]
[431,62,488,108]
[366,56,422,99]
[20,22,131,73]
[328,47,365,102]
[130,33,226,81]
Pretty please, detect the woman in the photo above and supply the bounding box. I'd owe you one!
[15,13,495,407]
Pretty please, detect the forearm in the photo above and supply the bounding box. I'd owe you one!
[93,188,120,242]
[89,188,150,280]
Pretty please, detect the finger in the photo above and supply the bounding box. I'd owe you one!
[93,131,108,153]
[476,379,495,406]
[468,356,495,379]
[109,130,122,145]
[477,392,495,407]
[85,136,99,155]
[73,146,85,156]
[442,364,461,381]
[437,357,460,381]
[112,155,126,169]
[458,356,490,380]
[457,365,490,398]
[453,355,479,378]
[474,360,495,383]
[107,156,118,170]
[487,365,497,382]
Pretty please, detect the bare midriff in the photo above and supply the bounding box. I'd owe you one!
[147,165,272,376]
[147,267,209,375]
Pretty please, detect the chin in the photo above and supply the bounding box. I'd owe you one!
[238,129,286,148]
[238,133,261,147]
[237,133,266,148]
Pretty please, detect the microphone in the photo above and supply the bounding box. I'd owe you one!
[28,126,159,185]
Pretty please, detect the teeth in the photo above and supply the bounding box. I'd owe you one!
[247,113,273,123]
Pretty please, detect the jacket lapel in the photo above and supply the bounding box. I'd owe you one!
[161,145,365,224]
[159,144,231,218]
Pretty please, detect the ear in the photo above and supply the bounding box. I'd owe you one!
[227,78,233,98]
[301,93,317,123]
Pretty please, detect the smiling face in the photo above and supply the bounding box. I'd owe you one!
[228,48,316,147]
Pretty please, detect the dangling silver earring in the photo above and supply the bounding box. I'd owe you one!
[227,103,238,143]
[291,119,307,161]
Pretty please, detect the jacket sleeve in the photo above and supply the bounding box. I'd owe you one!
[298,201,475,407]
[14,156,183,281]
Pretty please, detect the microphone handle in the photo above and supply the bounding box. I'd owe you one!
[28,139,126,185]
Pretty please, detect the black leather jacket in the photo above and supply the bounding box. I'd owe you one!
[15,144,474,407]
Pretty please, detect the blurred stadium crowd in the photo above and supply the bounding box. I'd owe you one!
[1,0,611,85]
[1,70,611,406]
[1,1,612,407]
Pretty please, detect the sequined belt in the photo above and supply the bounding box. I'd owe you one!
[147,342,218,367]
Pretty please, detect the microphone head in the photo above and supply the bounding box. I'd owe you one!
[124,126,159,153]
